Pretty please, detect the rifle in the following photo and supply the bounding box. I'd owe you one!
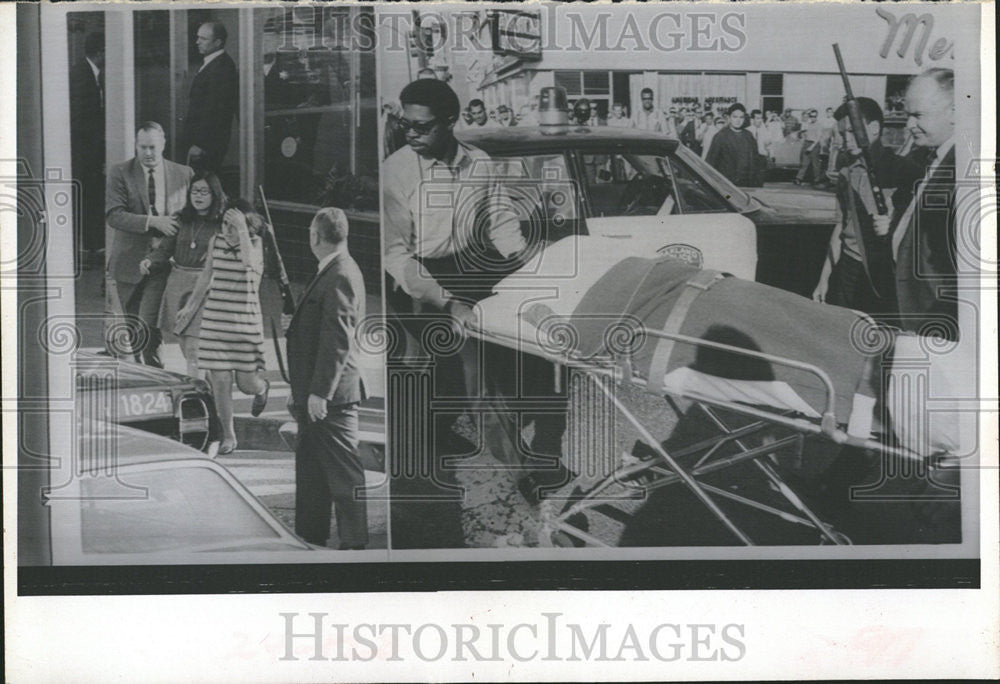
[258,185,294,384]
[832,43,889,216]
[257,185,297,316]
[832,43,894,297]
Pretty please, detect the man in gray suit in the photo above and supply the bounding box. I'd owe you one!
[105,121,194,367]
[286,207,369,549]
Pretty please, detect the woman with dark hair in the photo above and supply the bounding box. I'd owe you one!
[141,169,226,376]
[175,198,270,453]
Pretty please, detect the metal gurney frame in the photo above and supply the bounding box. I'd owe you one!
[469,314,930,548]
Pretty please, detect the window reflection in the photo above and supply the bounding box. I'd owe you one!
[261,7,378,210]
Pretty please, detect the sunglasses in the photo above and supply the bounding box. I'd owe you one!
[398,117,441,135]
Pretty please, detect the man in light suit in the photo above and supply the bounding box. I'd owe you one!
[286,207,369,549]
[182,21,239,171]
[105,121,193,367]
[881,68,958,340]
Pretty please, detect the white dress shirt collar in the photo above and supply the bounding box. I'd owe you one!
[199,49,225,71]
[86,57,101,82]
[316,249,343,274]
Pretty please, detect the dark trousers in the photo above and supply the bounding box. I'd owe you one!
[105,270,166,367]
[826,254,896,317]
[294,403,369,548]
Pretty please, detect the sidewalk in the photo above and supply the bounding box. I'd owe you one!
[73,265,385,453]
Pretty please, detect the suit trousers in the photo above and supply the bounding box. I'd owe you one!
[294,403,369,548]
[104,270,166,366]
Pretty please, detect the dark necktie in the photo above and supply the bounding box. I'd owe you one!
[147,168,158,216]
[97,69,105,108]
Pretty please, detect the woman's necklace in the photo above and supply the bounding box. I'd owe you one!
[190,216,207,250]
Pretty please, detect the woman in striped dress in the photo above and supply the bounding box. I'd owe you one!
[141,170,226,377]
[175,199,270,453]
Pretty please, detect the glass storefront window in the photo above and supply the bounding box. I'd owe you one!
[259,6,378,211]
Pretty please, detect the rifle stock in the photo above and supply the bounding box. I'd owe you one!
[257,185,297,316]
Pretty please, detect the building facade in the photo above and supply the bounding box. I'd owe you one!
[62,5,380,289]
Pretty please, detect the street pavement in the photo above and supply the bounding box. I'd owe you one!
[219,450,388,550]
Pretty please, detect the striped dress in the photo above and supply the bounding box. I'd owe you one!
[197,234,265,372]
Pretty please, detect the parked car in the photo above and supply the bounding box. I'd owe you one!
[74,350,219,453]
[458,125,837,295]
[17,422,339,565]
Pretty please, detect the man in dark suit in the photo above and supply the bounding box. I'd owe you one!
[105,121,194,367]
[286,207,369,549]
[885,68,958,339]
[70,32,105,267]
[182,21,238,171]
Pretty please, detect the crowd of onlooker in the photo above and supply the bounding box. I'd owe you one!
[381,79,844,187]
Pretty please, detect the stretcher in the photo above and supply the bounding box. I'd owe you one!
[468,235,965,547]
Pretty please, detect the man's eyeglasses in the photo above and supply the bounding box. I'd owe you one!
[190,188,213,197]
[398,117,440,135]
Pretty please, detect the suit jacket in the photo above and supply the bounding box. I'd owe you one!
[286,251,367,408]
[182,52,239,165]
[893,146,957,338]
[105,158,194,284]
[69,59,104,167]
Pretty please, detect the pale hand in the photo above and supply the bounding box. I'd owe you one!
[223,208,250,239]
[149,215,179,237]
[307,394,328,422]
[139,259,151,275]
[873,214,892,237]
[812,279,829,303]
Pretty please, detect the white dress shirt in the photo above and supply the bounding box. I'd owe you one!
[382,141,526,304]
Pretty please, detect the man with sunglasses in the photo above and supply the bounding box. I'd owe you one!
[383,79,570,546]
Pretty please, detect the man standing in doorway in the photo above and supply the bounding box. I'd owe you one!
[182,21,238,171]
[105,121,193,367]
[70,32,106,269]
[286,207,369,550]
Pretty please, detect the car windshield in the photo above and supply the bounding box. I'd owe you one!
[77,465,281,554]
[576,151,735,217]
[673,144,755,211]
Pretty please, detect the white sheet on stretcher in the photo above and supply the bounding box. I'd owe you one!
[474,236,971,457]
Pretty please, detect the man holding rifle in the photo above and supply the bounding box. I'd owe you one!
[812,97,924,314]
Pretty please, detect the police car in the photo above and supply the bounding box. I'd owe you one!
[457,87,838,295]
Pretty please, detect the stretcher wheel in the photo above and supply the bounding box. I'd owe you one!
[820,529,853,545]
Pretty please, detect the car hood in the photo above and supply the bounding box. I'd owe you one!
[75,351,205,391]
[744,184,838,225]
